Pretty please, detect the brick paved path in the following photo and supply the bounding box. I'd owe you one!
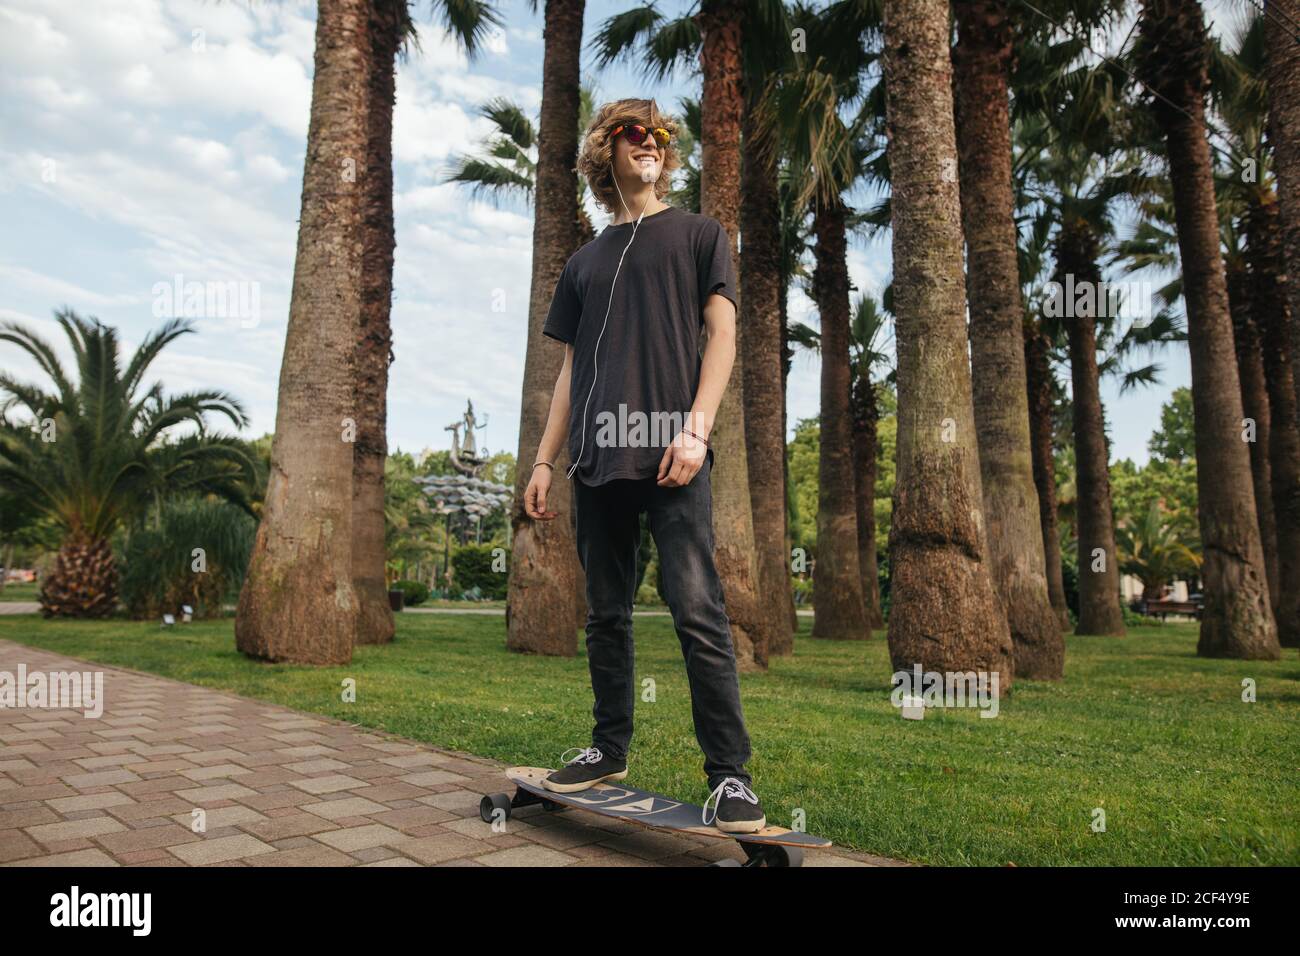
[0,640,902,867]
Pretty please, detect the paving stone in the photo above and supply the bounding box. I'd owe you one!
[289,774,370,795]
[390,832,488,864]
[25,815,127,845]
[474,845,579,867]
[313,823,405,852]
[301,796,389,820]
[166,834,277,865]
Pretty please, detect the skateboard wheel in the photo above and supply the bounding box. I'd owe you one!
[480,793,512,824]
[767,845,803,868]
[708,858,743,867]
[540,798,563,812]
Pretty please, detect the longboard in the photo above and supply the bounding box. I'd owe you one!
[480,767,832,867]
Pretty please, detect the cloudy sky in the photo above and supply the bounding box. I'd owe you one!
[0,0,1246,467]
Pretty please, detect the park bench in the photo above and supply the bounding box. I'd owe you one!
[1139,598,1202,620]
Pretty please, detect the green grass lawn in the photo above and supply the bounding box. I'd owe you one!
[0,612,1295,866]
[0,582,39,601]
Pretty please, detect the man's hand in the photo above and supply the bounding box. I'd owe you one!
[524,464,559,519]
[657,430,708,487]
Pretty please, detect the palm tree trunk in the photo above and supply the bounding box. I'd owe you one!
[699,0,766,668]
[1227,257,1279,603]
[41,533,118,619]
[741,87,794,655]
[1056,218,1126,635]
[781,250,799,633]
[1265,1,1300,425]
[353,0,402,646]
[507,0,585,657]
[1138,0,1279,660]
[1024,318,1071,627]
[810,196,869,640]
[882,0,1013,688]
[235,0,366,664]
[1247,194,1300,647]
[852,375,885,629]
[953,0,1064,677]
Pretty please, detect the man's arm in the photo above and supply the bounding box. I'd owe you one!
[524,344,574,519]
[657,292,736,487]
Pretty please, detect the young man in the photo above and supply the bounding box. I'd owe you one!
[522,98,764,833]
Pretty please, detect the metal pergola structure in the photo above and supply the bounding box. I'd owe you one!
[414,474,513,585]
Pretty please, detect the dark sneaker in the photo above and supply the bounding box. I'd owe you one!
[542,747,628,794]
[703,777,766,833]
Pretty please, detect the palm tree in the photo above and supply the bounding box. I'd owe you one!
[850,294,891,629]
[238,0,374,664]
[354,0,501,648]
[1116,501,1201,602]
[1211,15,1300,648]
[882,0,1013,687]
[1264,0,1300,422]
[0,311,253,617]
[696,0,768,667]
[754,2,883,643]
[1135,0,1280,660]
[507,0,589,657]
[354,0,412,648]
[738,2,801,657]
[1019,64,1140,636]
[446,89,599,245]
[952,0,1063,678]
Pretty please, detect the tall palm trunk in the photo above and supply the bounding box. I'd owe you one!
[1227,258,1279,601]
[1138,0,1279,660]
[741,89,794,656]
[1055,219,1126,635]
[811,197,869,639]
[1024,318,1071,627]
[1265,1,1300,424]
[354,0,403,646]
[699,0,766,668]
[882,0,1013,689]
[953,0,1064,677]
[851,375,885,629]
[507,0,585,656]
[1247,195,1300,647]
[236,0,367,664]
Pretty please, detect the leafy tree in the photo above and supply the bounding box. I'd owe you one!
[1147,386,1197,462]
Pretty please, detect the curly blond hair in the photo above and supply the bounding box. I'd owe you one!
[576,98,682,216]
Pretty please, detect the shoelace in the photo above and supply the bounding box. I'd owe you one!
[559,746,603,767]
[702,776,758,825]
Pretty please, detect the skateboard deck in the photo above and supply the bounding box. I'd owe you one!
[498,767,832,849]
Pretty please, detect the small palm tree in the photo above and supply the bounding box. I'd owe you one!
[0,310,253,617]
[1116,502,1201,603]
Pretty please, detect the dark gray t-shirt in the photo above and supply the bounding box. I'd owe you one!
[542,204,737,487]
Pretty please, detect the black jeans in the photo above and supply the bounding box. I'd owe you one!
[574,455,753,789]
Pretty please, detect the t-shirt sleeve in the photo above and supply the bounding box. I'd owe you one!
[698,218,738,310]
[542,257,581,344]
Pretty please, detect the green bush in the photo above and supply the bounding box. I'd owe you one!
[452,544,507,599]
[392,579,429,607]
[118,499,255,619]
